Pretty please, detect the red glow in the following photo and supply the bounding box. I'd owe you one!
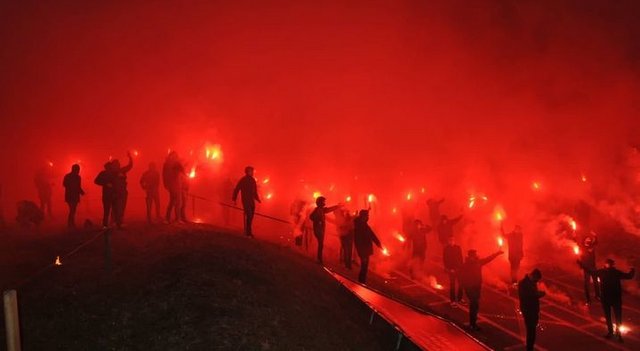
[189,167,196,179]
[573,245,580,255]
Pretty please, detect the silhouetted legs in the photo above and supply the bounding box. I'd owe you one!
[523,313,538,351]
[165,190,181,223]
[314,229,324,263]
[510,259,521,284]
[243,204,255,236]
[583,270,600,303]
[358,255,370,283]
[465,287,481,329]
[67,202,78,228]
[449,272,464,302]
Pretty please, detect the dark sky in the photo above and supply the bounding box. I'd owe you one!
[1,0,639,208]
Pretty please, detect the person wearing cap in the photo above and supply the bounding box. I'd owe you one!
[354,210,382,283]
[232,166,261,237]
[459,248,504,331]
[518,269,545,351]
[579,258,635,342]
[309,196,340,264]
[579,234,600,305]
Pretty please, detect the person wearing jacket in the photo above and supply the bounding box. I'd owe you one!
[460,249,503,331]
[94,161,116,228]
[309,196,340,263]
[62,164,85,228]
[579,258,635,342]
[443,236,464,305]
[354,210,382,284]
[518,269,545,351]
[232,166,261,237]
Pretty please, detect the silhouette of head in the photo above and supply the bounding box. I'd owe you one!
[245,166,254,177]
[112,159,121,170]
[149,162,156,171]
[447,236,455,246]
[167,151,178,161]
[71,164,80,174]
[316,196,326,207]
[103,162,111,170]
[467,249,478,259]
[530,269,542,282]
[358,210,370,222]
[605,258,615,268]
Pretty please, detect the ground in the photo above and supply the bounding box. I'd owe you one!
[0,224,399,351]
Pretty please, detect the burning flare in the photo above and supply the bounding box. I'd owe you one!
[381,247,391,256]
[188,167,196,179]
[395,233,406,243]
[573,245,580,256]
[368,194,376,203]
[54,256,62,266]
[497,237,504,247]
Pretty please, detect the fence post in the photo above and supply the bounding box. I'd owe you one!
[3,290,21,351]
[104,229,112,273]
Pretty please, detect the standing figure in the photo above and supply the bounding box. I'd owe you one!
[163,151,184,223]
[437,214,463,247]
[232,166,261,237]
[502,224,524,284]
[518,269,545,351]
[460,249,503,331]
[579,258,635,342]
[354,210,382,283]
[34,167,53,218]
[443,236,464,305]
[335,208,355,269]
[427,198,445,228]
[62,164,85,228]
[111,152,133,229]
[140,162,161,223]
[309,196,340,264]
[94,162,116,228]
[408,219,432,278]
[579,235,600,305]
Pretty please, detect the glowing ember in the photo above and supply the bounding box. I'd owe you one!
[54,256,62,266]
[617,324,630,335]
[573,245,580,255]
[497,237,504,247]
[395,233,406,242]
[382,247,390,256]
[189,167,196,179]
[569,219,577,231]
[313,191,322,199]
[345,195,352,202]
[205,144,223,160]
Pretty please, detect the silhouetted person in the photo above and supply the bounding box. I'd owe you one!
[335,207,355,269]
[163,151,184,223]
[354,210,382,284]
[309,196,340,264]
[443,236,464,305]
[112,153,133,229]
[94,161,116,228]
[437,214,462,246]
[409,219,431,278]
[579,234,600,305]
[232,166,261,237]
[460,249,503,331]
[502,224,524,284]
[579,258,635,342]
[427,198,445,227]
[34,167,53,218]
[518,269,545,351]
[62,164,84,228]
[140,162,161,223]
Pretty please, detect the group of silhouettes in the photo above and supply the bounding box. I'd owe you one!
[28,151,192,229]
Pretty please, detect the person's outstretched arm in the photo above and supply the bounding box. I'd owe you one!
[121,152,133,173]
[620,268,636,280]
[369,227,382,248]
[480,251,503,265]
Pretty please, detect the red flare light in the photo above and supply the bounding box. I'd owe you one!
[406,193,412,201]
[48,161,54,167]
[569,219,577,231]
[392,207,397,214]
[497,237,504,247]
[368,194,376,203]
[395,233,406,243]
[204,144,223,160]
[265,193,273,200]
[189,167,196,179]
[532,181,541,191]
[382,247,390,256]
[262,177,270,184]
[581,174,588,182]
[345,195,352,202]
[132,150,139,157]
[54,256,62,266]
[573,245,580,255]
[313,191,322,199]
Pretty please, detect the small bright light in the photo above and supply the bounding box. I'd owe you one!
[581,174,588,182]
[573,245,580,256]
[532,182,541,191]
[345,195,352,202]
[313,191,322,199]
[420,187,426,194]
[266,193,273,200]
[262,178,270,184]
[48,161,54,167]
[406,193,412,201]
[189,167,196,179]
[132,150,139,157]
[497,237,504,247]
[382,247,390,256]
[392,207,397,214]
[54,256,62,266]
[368,194,375,203]
[569,219,577,231]
[395,233,406,242]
